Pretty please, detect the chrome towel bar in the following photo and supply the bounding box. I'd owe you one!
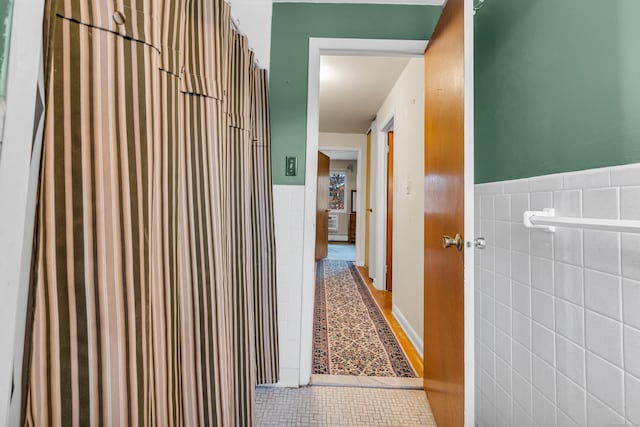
[523,208,640,234]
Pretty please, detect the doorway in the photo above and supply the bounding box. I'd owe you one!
[309,50,427,383]
[300,29,475,426]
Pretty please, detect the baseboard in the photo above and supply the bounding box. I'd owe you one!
[328,234,348,242]
[392,305,424,358]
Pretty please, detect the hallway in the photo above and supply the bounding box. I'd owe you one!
[327,243,356,261]
[256,385,437,426]
[312,260,416,377]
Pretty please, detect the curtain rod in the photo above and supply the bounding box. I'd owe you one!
[224,0,263,68]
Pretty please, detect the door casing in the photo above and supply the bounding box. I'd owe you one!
[300,35,475,427]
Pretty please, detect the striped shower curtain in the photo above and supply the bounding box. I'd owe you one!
[22,0,279,425]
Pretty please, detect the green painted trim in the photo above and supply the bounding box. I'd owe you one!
[474,0,640,184]
[0,0,14,98]
[269,3,442,185]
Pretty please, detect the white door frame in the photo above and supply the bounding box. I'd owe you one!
[463,0,476,424]
[378,116,394,292]
[318,146,365,264]
[300,39,429,390]
[0,0,46,424]
[300,26,475,427]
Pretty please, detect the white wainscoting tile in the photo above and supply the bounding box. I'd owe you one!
[556,373,587,426]
[511,223,530,254]
[475,164,640,427]
[555,299,584,345]
[586,395,625,427]
[625,374,640,425]
[512,340,532,381]
[554,261,584,305]
[621,234,640,281]
[495,194,511,221]
[531,229,554,259]
[585,311,623,367]
[504,179,530,194]
[510,193,530,222]
[533,388,557,427]
[585,353,624,415]
[494,274,510,306]
[621,186,640,220]
[512,371,533,415]
[623,278,640,329]
[554,229,583,266]
[529,174,563,192]
[584,269,621,320]
[624,326,640,379]
[554,190,582,217]
[563,168,611,190]
[532,289,555,330]
[511,252,531,285]
[532,322,555,366]
[532,256,554,294]
[582,187,619,219]
[481,194,495,219]
[611,163,640,186]
[512,282,531,318]
[531,191,553,211]
[512,309,532,348]
[495,358,511,396]
[556,335,585,387]
[583,230,620,275]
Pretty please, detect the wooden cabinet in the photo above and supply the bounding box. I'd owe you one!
[349,213,357,243]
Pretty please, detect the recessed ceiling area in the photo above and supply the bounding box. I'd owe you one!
[320,149,358,161]
[319,55,412,134]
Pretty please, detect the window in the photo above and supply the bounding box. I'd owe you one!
[329,171,347,212]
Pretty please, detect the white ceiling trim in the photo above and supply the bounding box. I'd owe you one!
[316,38,428,57]
[274,0,445,5]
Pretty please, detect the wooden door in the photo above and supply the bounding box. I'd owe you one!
[364,131,372,271]
[423,0,465,426]
[386,131,394,292]
[316,152,330,261]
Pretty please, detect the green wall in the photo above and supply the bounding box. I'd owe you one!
[270,3,442,185]
[475,0,640,183]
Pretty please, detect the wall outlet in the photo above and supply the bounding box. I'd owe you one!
[285,156,297,176]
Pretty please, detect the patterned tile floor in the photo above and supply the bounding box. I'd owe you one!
[256,385,437,426]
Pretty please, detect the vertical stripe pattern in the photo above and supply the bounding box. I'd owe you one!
[23,0,279,425]
[250,67,279,385]
[25,17,157,426]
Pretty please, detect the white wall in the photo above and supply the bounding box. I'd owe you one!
[228,0,273,69]
[0,0,45,424]
[475,163,640,427]
[373,57,425,353]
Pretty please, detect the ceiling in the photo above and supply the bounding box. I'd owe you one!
[319,55,411,133]
[274,0,444,4]
[320,149,359,161]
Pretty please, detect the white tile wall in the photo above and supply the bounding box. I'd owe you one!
[273,185,306,387]
[475,163,640,427]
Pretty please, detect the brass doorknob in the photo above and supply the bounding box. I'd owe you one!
[442,234,463,252]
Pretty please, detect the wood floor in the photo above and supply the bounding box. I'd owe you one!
[356,266,424,378]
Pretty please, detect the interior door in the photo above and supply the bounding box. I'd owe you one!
[386,131,394,292]
[423,0,466,426]
[364,131,372,271]
[316,152,330,261]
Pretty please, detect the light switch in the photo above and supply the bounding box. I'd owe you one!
[285,156,297,176]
